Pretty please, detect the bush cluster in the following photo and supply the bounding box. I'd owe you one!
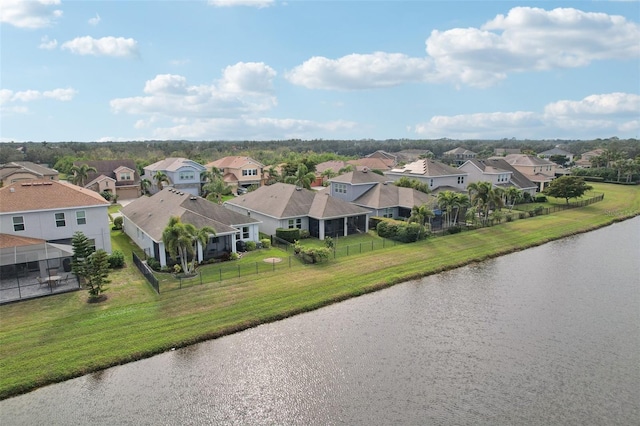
[376,219,423,242]
[276,228,300,243]
[147,257,161,271]
[260,238,271,248]
[245,241,257,251]
[107,250,125,268]
[112,216,123,230]
[297,246,331,264]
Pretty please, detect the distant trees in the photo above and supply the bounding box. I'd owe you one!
[394,176,430,194]
[285,164,316,189]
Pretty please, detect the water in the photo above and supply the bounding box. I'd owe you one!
[1,218,639,425]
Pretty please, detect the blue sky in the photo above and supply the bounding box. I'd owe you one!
[1,0,639,142]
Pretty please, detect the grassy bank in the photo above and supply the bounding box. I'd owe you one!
[1,183,638,399]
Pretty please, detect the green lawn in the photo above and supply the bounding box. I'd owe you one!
[0,182,638,399]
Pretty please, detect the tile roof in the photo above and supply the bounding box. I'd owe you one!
[464,159,537,190]
[0,180,109,213]
[347,157,393,171]
[120,188,260,242]
[0,233,46,249]
[502,154,554,167]
[225,183,370,219]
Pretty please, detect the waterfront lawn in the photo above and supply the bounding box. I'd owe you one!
[0,183,638,399]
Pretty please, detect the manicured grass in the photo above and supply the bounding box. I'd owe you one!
[0,183,638,399]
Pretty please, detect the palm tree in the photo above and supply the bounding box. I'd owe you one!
[70,163,97,187]
[203,177,231,204]
[265,165,281,185]
[162,216,215,274]
[467,181,498,226]
[407,204,435,239]
[321,168,338,185]
[504,187,522,211]
[438,191,458,228]
[285,164,315,190]
[153,171,171,192]
[140,178,152,196]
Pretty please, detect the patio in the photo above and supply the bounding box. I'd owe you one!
[0,237,81,304]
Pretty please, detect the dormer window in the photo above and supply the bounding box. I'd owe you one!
[120,172,132,181]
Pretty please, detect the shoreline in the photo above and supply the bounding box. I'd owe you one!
[1,183,639,400]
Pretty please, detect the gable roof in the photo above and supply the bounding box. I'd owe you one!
[388,159,464,177]
[444,147,476,156]
[347,157,394,171]
[354,183,436,210]
[0,180,109,213]
[0,161,58,180]
[538,147,572,157]
[225,183,370,219]
[502,154,554,167]
[77,160,140,185]
[120,188,260,242]
[207,156,264,170]
[145,157,206,172]
[462,159,537,190]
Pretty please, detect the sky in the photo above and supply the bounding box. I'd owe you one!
[1,0,639,142]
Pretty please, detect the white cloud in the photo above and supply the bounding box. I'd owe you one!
[111,63,277,118]
[150,117,357,140]
[208,0,274,8]
[88,13,101,26]
[413,92,640,139]
[288,7,640,90]
[38,35,57,50]
[286,52,433,90]
[1,87,77,103]
[61,36,138,57]
[0,0,62,29]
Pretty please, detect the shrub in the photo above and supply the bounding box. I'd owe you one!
[299,229,310,239]
[519,212,527,219]
[376,218,422,242]
[100,191,112,201]
[147,257,161,271]
[229,252,239,260]
[324,237,334,249]
[107,249,125,268]
[260,238,271,248]
[245,241,257,251]
[112,216,123,230]
[535,194,547,203]
[506,215,513,222]
[534,206,545,215]
[299,247,331,264]
[447,226,462,235]
[276,228,300,243]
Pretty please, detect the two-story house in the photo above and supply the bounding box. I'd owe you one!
[443,147,477,166]
[143,158,206,196]
[80,160,141,200]
[385,159,468,193]
[458,159,538,198]
[501,154,556,192]
[0,180,112,278]
[0,162,59,186]
[328,170,436,219]
[206,156,265,192]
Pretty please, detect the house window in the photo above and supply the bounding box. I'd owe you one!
[382,208,393,218]
[334,183,347,194]
[76,210,87,225]
[242,169,258,176]
[457,176,465,185]
[242,226,250,239]
[12,216,24,232]
[119,172,132,181]
[288,218,302,229]
[55,212,66,227]
[179,171,195,180]
[88,239,96,252]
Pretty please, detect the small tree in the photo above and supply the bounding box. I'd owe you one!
[85,249,110,301]
[71,231,93,283]
[544,176,593,204]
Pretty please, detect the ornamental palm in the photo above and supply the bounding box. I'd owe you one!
[408,204,435,239]
[162,216,215,274]
[153,171,171,191]
[285,164,315,190]
[203,177,231,204]
[70,163,97,187]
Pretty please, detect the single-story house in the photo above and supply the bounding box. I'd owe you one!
[120,188,261,267]
[224,183,370,240]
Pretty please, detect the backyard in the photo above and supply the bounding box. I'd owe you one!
[0,182,638,399]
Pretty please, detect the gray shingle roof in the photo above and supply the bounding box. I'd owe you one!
[465,158,537,190]
[225,183,370,219]
[354,183,436,209]
[120,188,259,241]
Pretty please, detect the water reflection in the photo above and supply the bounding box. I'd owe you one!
[1,218,639,425]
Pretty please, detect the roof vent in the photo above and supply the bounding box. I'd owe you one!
[190,196,197,200]
[10,187,15,192]
[362,167,369,173]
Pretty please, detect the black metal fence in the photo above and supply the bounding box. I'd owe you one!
[132,252,159,294]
